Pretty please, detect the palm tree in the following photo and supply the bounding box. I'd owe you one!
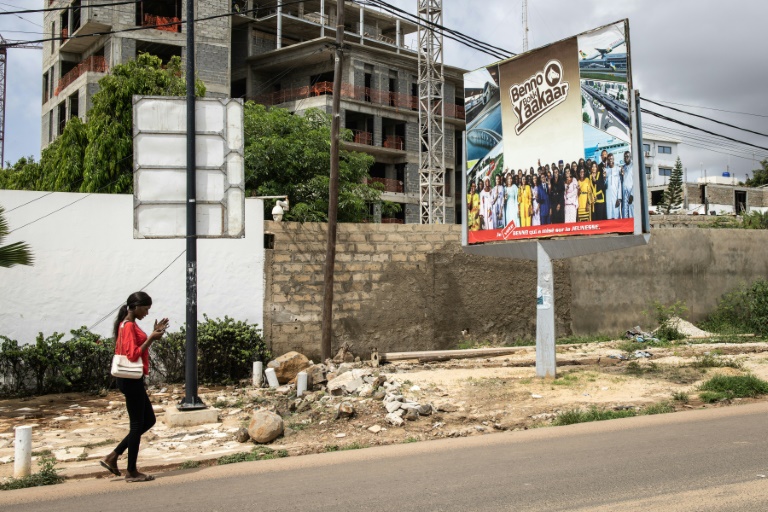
[0,205,33,268]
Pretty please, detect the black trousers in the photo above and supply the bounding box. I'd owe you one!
[114,377,156,472]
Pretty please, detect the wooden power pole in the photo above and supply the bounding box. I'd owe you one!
[321,1,346,361]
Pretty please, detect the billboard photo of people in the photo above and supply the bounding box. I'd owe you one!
[464,20,639,245]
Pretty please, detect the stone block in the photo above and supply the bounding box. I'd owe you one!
[164,407,220,428]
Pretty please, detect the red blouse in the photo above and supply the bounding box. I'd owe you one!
[117,321,149,376]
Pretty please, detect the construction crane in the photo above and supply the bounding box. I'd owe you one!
[0,36,43,168]
[417,0,446,224]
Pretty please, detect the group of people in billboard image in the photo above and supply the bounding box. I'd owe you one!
[467,149,634,231]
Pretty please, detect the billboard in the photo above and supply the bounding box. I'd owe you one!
[133,97,245,239]
[464,20,643,245]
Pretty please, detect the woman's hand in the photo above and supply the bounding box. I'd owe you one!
[151,318,170,341]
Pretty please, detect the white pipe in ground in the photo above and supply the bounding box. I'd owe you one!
[265,367,279,388]
[297,371,308,396]
[253,361,264,387]
[14,425,32,478]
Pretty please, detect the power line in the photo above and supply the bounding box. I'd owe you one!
[642,97,768,139]
[0,5,43,28]
[641,108,768,153]
[0,0,140,16]
[357,0,513,61]
[0,0,307,48]
[645,97,768,119]
[88,249,186,331]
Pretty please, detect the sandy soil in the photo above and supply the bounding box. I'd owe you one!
[2,339,768,481]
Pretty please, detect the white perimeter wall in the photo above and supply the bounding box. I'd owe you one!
[0,190,265,343]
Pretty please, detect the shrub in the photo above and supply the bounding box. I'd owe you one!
[151,316,269,385]
[704,280,768,337]
[0,456,64,491]
[649,301,687,342]
[698,375,768,400]
[197,315,270,385]
[552,406,636,426]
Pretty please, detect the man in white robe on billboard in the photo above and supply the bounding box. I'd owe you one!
[621,151,634,218]
[605,153,622,220]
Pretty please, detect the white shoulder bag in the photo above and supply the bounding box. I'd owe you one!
[111,321,144,379]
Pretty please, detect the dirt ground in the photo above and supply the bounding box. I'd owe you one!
[2,338,768,482]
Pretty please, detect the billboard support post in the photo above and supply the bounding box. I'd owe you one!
[180,0,204,411]
[535,243,556,378]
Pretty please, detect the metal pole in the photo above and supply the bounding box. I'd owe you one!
[180,0,204,410]
[635,91,650,233]
[320,0,345,362]
[535,242,556,378]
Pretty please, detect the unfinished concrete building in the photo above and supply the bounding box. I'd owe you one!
[41,0,230,148]
[233,1,466,223]
[42,1,466,223]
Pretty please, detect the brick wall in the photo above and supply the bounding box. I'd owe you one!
[264,221,572,360]
[264,222,768,361]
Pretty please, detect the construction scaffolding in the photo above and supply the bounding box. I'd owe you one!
[417,0,446,224]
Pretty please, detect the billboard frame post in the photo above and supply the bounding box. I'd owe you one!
[535,243,556,378]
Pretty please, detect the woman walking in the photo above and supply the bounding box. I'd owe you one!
[101,292,168,482]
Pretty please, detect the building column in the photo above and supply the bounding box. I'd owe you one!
[320,0,325,37]
[373,115,382,147]
[359,4,364,44]
[277,1,282,49]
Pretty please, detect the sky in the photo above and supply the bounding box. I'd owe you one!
[1,0,767,182]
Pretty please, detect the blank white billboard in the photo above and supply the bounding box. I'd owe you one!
[133,96,245,239]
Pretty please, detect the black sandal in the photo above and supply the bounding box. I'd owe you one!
[100,460,121,477]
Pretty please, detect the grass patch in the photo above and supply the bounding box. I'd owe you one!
[82,439,116,450]
[553,406,636,426]
[557,334,615,345]
[699,375,768,400]
[689,355,743,370]
[552,374,579,386]
[0,457,64,491]
[643,402,675,415]
[341,442,368,451]
[700,391,729,403]
[403,436,419,444]
[324,445,340,452]
[31,449,52,457]
[217,446,288,465]
[179,460,200,469]
[672,391,689,403]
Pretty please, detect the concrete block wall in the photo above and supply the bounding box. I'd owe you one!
[263,221,572,360]
[264,221,768,361]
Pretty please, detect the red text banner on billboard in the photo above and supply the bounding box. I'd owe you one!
[464,20,638,245]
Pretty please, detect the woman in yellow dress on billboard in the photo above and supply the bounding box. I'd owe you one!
[577,167,594,222]
[467,181,481,231]
[518,175,532,227]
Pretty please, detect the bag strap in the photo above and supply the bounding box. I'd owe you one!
[116,321,129,355]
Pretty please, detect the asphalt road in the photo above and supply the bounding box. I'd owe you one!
[3,402,768,511]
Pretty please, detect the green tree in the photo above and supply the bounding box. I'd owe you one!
[661,156,684,214]
[243,103,399,222]
[1,53,205,193]
[0,205,33,268]
[745,158,768,187]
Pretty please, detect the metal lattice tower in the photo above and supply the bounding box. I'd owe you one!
[522,0,529,52]
[417,0,446,224]
[0,37,42,169]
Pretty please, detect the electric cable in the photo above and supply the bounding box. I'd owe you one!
[640,108,768,153]
[88,249,186,331]
[644,97,768,119]
[642,97,768,139]
[0,0,141,16]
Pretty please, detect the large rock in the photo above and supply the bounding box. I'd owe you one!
[268,352,312,384]
[306,364,327,388]
[327,368,373,395]
[248,410,284,444]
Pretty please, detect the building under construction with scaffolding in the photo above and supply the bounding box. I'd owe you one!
[41,0,466,224]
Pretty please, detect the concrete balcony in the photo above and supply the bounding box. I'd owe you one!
[59,8,111,54]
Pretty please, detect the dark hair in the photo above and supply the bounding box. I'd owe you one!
[113,291,152,339]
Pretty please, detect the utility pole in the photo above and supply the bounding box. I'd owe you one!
[320,0,346,362]
[179,0,204,410]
